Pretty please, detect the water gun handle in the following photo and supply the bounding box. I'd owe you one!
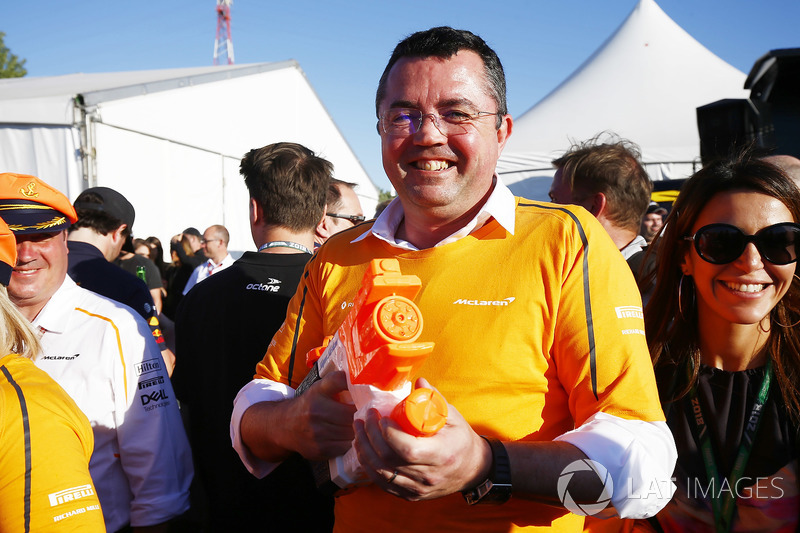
[390,387,448,437]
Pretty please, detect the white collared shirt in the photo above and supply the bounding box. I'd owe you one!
[34,276,193,530]
[183,253,235,295]
[620,234,648,260]
[353,176,516,250]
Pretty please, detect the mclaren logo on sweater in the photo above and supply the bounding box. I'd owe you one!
[453,297,515,306]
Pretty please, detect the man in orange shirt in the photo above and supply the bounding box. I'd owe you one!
[231,27,676,531]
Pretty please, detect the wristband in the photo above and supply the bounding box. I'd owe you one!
[462,436,512,505]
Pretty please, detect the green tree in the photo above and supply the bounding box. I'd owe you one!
[0,32,27,78]
[378,188,395,203]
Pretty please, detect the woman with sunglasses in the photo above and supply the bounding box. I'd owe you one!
[643,154,800,532]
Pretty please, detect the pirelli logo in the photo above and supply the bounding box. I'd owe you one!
[138,375,165,390]
[615,306,644,320]
[49,484,95,507]
[136,358,162,376]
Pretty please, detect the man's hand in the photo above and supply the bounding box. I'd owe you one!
[285,370,357,461]
[353,378,491,501]
[241,370,356,463]
[161,347,176,377]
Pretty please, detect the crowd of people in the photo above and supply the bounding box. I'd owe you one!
[1,24,800,533]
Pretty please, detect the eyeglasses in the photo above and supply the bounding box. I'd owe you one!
[327,213,366,224]
[683,222,800,265]
[379,108,500,136]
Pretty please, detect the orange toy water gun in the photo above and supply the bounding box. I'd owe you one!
[295,258,447,488]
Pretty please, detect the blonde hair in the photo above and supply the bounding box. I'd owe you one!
[0,285,41,360]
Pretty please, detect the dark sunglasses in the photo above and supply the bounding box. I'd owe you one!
[327,213,366,224]
[683,222,800,265]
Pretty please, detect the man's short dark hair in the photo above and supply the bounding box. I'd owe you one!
[326,179,358,213]
[70,191,130,238]
[239,142,332,231]
[375,26,507,129]
[552,135,652,233]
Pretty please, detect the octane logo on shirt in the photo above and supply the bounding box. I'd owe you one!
[453,297,515,306]
[246,278,282,292]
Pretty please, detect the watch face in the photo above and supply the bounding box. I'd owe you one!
[463,480,512,505]
[462,437,513,505]
[463,479,492,505]
[482,483,512,504]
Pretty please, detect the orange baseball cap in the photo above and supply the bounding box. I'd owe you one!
[0,173,77,235]
[0,217,16,286]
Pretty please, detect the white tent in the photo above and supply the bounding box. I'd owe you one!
[497,0,749,201]
[0,62,378,255]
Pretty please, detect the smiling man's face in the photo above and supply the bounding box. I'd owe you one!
[378,50,511,223]
[9,230,69,320]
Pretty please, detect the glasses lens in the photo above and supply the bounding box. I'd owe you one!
[693,223,800,265]
[383,109,475,136]
[757,224,799,265]
[695,225,745,264]
[384,109,421,135]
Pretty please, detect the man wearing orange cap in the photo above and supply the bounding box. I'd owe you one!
[0,172,193,533]
[0,216,106,531]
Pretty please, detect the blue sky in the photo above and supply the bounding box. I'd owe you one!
[3,0,798,192]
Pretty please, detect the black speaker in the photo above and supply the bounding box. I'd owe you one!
[696,99,773,164]
[697,48,800,164]
[746,48,800,158]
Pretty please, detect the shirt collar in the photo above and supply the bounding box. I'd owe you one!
[206,253,233,269]
[620,234,648,260]
[32,275,78,335]
[353,176,516,251]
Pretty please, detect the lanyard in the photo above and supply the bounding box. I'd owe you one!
[258,241,312,254]
[687,358,772,533]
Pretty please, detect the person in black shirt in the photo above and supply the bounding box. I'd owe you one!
[67,187,173,372]
[173,142,334,532]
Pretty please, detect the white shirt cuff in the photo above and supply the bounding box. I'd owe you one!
[230,378,295,478]
[555,412,677,519]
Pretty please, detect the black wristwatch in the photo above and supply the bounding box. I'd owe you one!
[462,436,512,505]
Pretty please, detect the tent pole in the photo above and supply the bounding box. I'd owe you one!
[74,96,98,188]
[220,155,226,227]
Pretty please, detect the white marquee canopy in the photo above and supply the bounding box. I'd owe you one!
[497,0,749,201]
[0,62,378,254]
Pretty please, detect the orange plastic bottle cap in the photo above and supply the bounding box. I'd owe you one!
[397,387,448,436]
[375,297,421,342]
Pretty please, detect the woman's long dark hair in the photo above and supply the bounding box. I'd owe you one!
[145,236,167,278]
[643,153,800,424]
